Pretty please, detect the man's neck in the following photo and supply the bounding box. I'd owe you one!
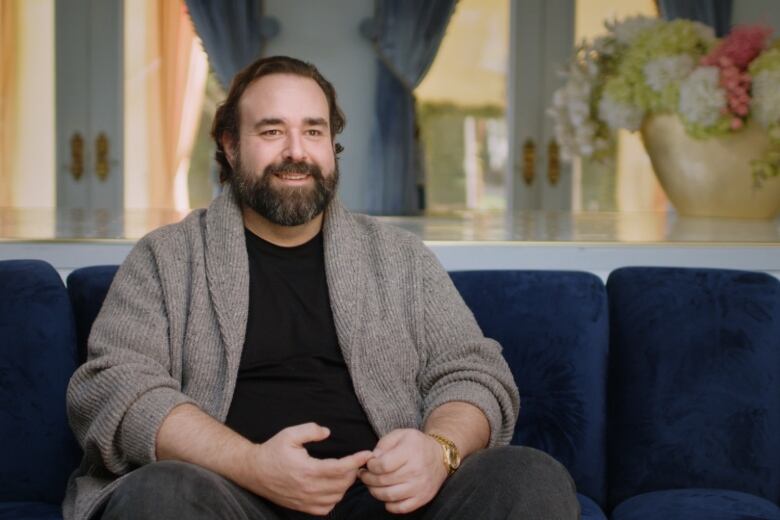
[242,207,324,247]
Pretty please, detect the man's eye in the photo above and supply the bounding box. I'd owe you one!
[306,129,322,136]
[262,129,281,136]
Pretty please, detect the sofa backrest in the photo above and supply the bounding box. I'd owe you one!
[450,270,609,507]
[67,265,120,365]
[0,260,82,504]
[606,267,780,508]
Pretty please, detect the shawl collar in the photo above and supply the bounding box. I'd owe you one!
[322,198,367,366]
[204,189,250,376]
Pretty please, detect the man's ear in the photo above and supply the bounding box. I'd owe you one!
[221,133,237,168]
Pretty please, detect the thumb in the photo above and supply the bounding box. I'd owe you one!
[341,450,374,469]
[284,422,331,446]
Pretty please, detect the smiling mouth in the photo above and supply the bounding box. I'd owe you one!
[274,173,310,181]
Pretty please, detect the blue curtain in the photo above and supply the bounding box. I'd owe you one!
[368,0,457,215]
[184,0,267,89]
[658,0,733,37]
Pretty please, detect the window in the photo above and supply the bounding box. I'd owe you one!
[416,0,509,213]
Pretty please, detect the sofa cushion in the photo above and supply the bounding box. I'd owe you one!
[0,501,63,520]
[66,265,119,364]
[606,267,780,508]
[611,489,780,520]
[0,260,82,504]
[450,270,609,507]
[579,493,607,520]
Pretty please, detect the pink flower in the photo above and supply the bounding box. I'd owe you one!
[701,25,773,70]
[699,25,772,131]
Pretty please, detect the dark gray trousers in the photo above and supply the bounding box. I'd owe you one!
[100,446,580,519]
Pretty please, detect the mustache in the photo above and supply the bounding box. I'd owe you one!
[264,160,323,179]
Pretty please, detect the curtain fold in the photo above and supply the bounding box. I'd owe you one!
[0,0,18,207]
[152,1,208,210]
[658,0,733,37]
[368,0,457,215]
[183,0,266,89]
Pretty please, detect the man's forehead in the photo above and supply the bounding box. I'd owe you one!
[239,73,329,122]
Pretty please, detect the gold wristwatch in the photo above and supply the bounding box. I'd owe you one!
[428,433,461,475]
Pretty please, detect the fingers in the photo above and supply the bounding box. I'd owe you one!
[365,480,417,505]
[359,466,406,487]
[282,422,330,446]
[365,443,407,475]
[341,449,374,469]
[313,450,373,478]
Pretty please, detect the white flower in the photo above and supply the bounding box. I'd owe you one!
[605,16,661,45]
[751,68,780,128]
[691,21,716,45]
[643,54,696,92]
[549,49,608,161]
[598,92,645,131]
[678,66,727,127]
[592,35,619,58]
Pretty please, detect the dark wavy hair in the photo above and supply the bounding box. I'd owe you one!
[211,55,346,183]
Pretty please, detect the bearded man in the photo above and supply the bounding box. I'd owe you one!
[64,56,579,520]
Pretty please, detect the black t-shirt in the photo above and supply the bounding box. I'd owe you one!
[225,229,378,459]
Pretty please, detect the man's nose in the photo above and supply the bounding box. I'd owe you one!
[282,133,306,161]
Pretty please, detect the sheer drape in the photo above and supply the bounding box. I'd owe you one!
[658,0,733,37]
[125,0,207,210]
[149,1,208,210]
[368,0,457,214]
[0,0,17,207]
[184,0,266,89]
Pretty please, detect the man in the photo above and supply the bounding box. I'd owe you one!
[64,56,579,519]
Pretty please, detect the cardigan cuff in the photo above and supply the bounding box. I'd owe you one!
[423,380,513,448]
[119,387,197,466]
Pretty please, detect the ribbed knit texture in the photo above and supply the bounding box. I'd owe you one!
[62,189,519,520]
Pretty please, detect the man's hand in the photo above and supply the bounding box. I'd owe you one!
[359,428,448,514]
[239,423,372,516]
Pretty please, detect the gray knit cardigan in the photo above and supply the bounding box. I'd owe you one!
[63,189,520,519]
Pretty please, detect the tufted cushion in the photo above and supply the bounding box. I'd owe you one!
[607,267,780,508]
[0,260,81,505]
[66,265,119,365]
[450,270,609,508]
[611,489,780,520]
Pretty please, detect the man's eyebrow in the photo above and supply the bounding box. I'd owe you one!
[253,118,284,129]
[252,117,328,129]
[303,117,328,127]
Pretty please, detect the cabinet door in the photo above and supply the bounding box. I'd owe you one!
[56,0,123,211]
[507,0,574,211]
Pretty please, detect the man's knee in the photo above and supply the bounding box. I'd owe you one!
[466,447,577,504]
[487,446,573,488]
[431,447,579,519]
[101,461,232,519]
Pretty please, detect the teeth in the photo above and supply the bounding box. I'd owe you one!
[277,173,307,180]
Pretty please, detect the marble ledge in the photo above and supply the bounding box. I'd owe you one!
[1,207,780,245]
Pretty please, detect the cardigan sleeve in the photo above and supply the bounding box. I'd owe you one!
[66,237,196,475]
[416,247,520,447]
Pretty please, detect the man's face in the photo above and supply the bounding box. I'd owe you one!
[227,73,339,226]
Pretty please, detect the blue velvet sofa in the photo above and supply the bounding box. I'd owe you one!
[2,259,779,520]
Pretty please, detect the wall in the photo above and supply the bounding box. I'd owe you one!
[732,0,780,31]
[263,0,377,213]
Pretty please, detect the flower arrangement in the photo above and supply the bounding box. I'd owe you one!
[549,17,780,184]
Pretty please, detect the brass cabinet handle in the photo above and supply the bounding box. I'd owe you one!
[548,139,560,186]
[95,132,110,181]
[522,139,535,186]
[69,133,84,181]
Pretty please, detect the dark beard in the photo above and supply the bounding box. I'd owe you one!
[230,155,339,227]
